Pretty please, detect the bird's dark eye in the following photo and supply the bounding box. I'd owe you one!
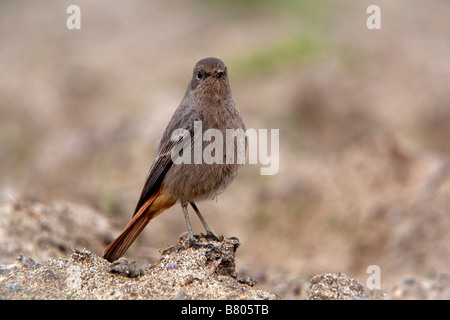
[196,71,202,80]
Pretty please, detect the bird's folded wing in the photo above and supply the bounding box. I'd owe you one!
[132,109,203,216]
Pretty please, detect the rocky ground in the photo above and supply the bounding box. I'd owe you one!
[1,199,449,300]
[0,236,277,300]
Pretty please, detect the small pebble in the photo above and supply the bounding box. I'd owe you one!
[166,263,180,270]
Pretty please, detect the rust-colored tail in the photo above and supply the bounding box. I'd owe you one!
[103,190,163,262]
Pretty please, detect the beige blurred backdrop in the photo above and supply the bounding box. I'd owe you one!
[1,0,450,292]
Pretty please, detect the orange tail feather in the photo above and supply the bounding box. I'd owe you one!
[103,191,160,262]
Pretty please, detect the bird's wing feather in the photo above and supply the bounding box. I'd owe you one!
[132,108,203,216]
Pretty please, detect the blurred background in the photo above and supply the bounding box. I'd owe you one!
[1,0,450,298]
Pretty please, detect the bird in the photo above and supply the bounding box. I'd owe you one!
[103,57,246,262]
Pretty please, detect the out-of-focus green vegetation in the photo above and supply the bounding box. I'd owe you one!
[231,32,328,76]
[200,0,331,20]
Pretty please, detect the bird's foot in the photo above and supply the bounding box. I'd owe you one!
[202,230,223,242]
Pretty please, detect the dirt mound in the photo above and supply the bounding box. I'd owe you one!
[0,235,278,300]
[2,199,450,300]
[0,199,113,264]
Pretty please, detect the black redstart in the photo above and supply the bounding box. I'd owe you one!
[103,57,246,262]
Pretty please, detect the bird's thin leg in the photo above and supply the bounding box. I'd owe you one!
[190,202,221,241]
[182,202,195,242]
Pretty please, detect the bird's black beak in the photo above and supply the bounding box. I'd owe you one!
[213,69,224,78]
